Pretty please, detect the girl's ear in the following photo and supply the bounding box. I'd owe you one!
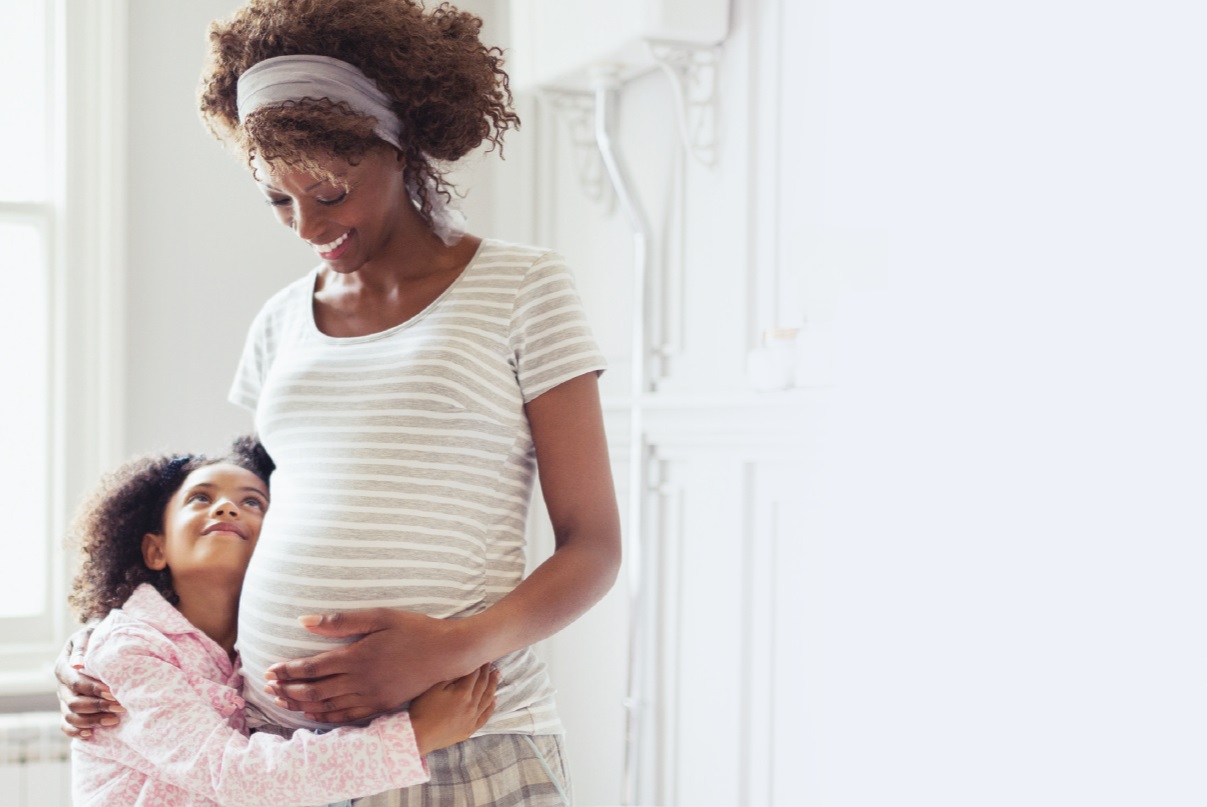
[142,533,167,571]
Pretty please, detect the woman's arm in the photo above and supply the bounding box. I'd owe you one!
[81,625,438,806]
[465,370,623,656]
[55,628,126,738]
[265,372,621,722]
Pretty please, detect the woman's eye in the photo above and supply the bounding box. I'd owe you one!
[317,191,347,206]
[188,493,211,504]
[265,197,291,207]
[243,498,265,510]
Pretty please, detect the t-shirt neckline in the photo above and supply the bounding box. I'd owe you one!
[305,237,491,344]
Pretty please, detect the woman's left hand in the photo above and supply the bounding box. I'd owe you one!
[264,609,481,723]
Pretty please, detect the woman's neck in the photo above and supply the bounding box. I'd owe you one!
[330,226,478,294]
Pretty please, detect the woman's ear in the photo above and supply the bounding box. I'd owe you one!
[142,533,168,571]
[392,147,407,172]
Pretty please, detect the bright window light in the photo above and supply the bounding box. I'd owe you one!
[0,0,51,621]
[0,222,49,617]
[0,0,50,202]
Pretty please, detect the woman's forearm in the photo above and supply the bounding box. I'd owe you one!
[459,370,624,663]
[458,531,621,665]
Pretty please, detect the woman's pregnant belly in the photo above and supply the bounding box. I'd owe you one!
[235,490,557,733]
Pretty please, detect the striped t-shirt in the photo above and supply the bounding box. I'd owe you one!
[228,239,607,734]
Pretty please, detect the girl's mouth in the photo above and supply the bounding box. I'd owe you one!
[202,522,249,541]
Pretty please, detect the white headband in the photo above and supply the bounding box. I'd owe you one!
[236,54,465,245]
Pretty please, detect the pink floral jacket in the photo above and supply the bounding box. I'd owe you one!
[72,584,428,806]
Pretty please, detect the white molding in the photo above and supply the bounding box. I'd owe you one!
[604,391,811,454]
[747,0,794,346]
[48,0,127,649]
[648,451,806,807]
[653,473,684,807]
[602,388,814,410]
[0,670,61,698]
[0,202,53,220]
[652,142,686,381]
[743,460,786,807]
[95,0,128,472]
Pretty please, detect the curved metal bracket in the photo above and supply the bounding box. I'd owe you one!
[647,41,723,167]
[543,90,615,211]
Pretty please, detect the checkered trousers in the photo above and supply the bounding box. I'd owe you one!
[352,734,573,807]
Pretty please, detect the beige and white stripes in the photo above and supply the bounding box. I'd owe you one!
[228,240,606,735]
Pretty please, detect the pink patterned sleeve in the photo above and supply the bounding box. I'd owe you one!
[85,625,428,806]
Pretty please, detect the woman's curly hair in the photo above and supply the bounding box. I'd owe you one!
[68,436,275,622]
[197,0,519,226]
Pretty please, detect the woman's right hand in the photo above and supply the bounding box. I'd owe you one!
[55,628,124,738]
[407,664,498,756]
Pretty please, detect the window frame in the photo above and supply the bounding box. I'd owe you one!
[0,0,127,695]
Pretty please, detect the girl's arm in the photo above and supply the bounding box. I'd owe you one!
[81,625,494,806]
[264,372,622,723]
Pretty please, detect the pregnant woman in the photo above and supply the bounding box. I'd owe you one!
[59,1,621,805]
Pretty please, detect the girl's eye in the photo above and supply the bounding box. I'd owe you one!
[317,191,348,206]
[243,498,266,510]
[187,493,211,504]
[266,197,291,207]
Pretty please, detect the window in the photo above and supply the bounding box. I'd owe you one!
[0,0,125,692]
[0,0,56,681]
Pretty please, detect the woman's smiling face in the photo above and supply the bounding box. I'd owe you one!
[253,146,412,273]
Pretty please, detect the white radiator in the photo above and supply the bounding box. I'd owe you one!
[0,712,72,807]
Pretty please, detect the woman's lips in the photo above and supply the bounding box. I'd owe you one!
[313,230,352,259]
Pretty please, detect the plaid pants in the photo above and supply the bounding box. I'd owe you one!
[352,734,572,807]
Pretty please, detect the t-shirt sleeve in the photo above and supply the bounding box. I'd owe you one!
[510,251,607,403]
[82,624,428,805]
[228,301,277,413]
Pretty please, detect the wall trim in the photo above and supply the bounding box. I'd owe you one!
[55,0,128,631]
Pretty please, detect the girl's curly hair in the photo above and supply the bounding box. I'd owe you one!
[68,436,275,622]
[197,0,519,226]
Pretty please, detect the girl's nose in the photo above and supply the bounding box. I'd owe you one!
[213,499,241,518]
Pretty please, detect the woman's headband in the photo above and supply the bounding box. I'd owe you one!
[234,54,466,246]
[236,54,403,148]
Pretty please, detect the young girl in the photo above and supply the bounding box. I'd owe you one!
[68,436,497,807]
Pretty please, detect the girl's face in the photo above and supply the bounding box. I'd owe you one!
[253,146,413,274]
[141,463,269,586]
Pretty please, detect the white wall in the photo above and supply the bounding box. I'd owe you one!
[805,3,1207,805]
[123,0,307,454]
[513,0,1207,806]
[790,0,1207,805]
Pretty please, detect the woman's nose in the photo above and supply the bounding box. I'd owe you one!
[291,202,326,242]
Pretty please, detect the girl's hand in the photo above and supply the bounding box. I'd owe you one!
[408,665,498,756]
[54,628,125,738]
[264,609,482,723]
